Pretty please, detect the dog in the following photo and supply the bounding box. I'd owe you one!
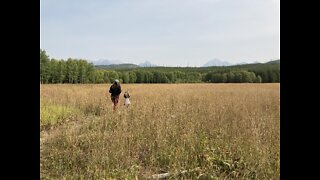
[123,91,131,107]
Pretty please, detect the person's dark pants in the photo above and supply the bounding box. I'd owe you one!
[111,95,120,110]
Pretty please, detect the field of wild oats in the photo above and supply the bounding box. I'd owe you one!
[40,83,280,179]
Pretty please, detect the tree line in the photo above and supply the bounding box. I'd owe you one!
[40,49,279,84]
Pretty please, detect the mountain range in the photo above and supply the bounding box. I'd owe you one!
[138,61,157,67]
[201,59,232,67]
[92,58,279,69]
[92,59,123,65]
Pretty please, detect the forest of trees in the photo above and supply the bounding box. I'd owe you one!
[40,49,279,84]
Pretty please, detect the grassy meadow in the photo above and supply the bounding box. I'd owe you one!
[40,83,280,179]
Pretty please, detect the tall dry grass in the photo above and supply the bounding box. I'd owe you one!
[40,83,280,179]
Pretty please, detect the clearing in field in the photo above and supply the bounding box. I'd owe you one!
[40,83,280,179]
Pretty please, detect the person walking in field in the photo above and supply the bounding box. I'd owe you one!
[109,79,122,111]
[123,91,131,108]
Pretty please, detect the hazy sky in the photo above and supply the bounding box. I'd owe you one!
[40,0,280,67]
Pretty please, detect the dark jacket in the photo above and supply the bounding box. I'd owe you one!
[109,84,121,96]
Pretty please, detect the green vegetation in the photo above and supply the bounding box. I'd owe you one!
[41,49,279,84]
[95,63,140,70]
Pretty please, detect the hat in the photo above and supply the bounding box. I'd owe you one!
[114,79,119,84]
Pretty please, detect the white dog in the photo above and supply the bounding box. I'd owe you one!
[124,91,131,107]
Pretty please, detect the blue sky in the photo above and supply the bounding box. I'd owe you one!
[40,0,280,67]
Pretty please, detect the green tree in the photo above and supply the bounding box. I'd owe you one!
[144,71,153,83]
[78,60,89,83]
[226,72,235,83]
[186,72,201,83]
[221,73,227,83]
[122,72,130,83]
[174,71,186,83]
[241,71,250,83]
[255,75,262,83]
[233,71,243,83]
[49,59,59,83]
[92,70,105,83]
[40,49,50,83]
[103,71,110,83]
[129,72,137,83]
[66,59,79,83]
[165,72,175,83]
[108,71,119,83]
[135,71,145,83]
[57,60,66,83]
[86,63,95,83]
